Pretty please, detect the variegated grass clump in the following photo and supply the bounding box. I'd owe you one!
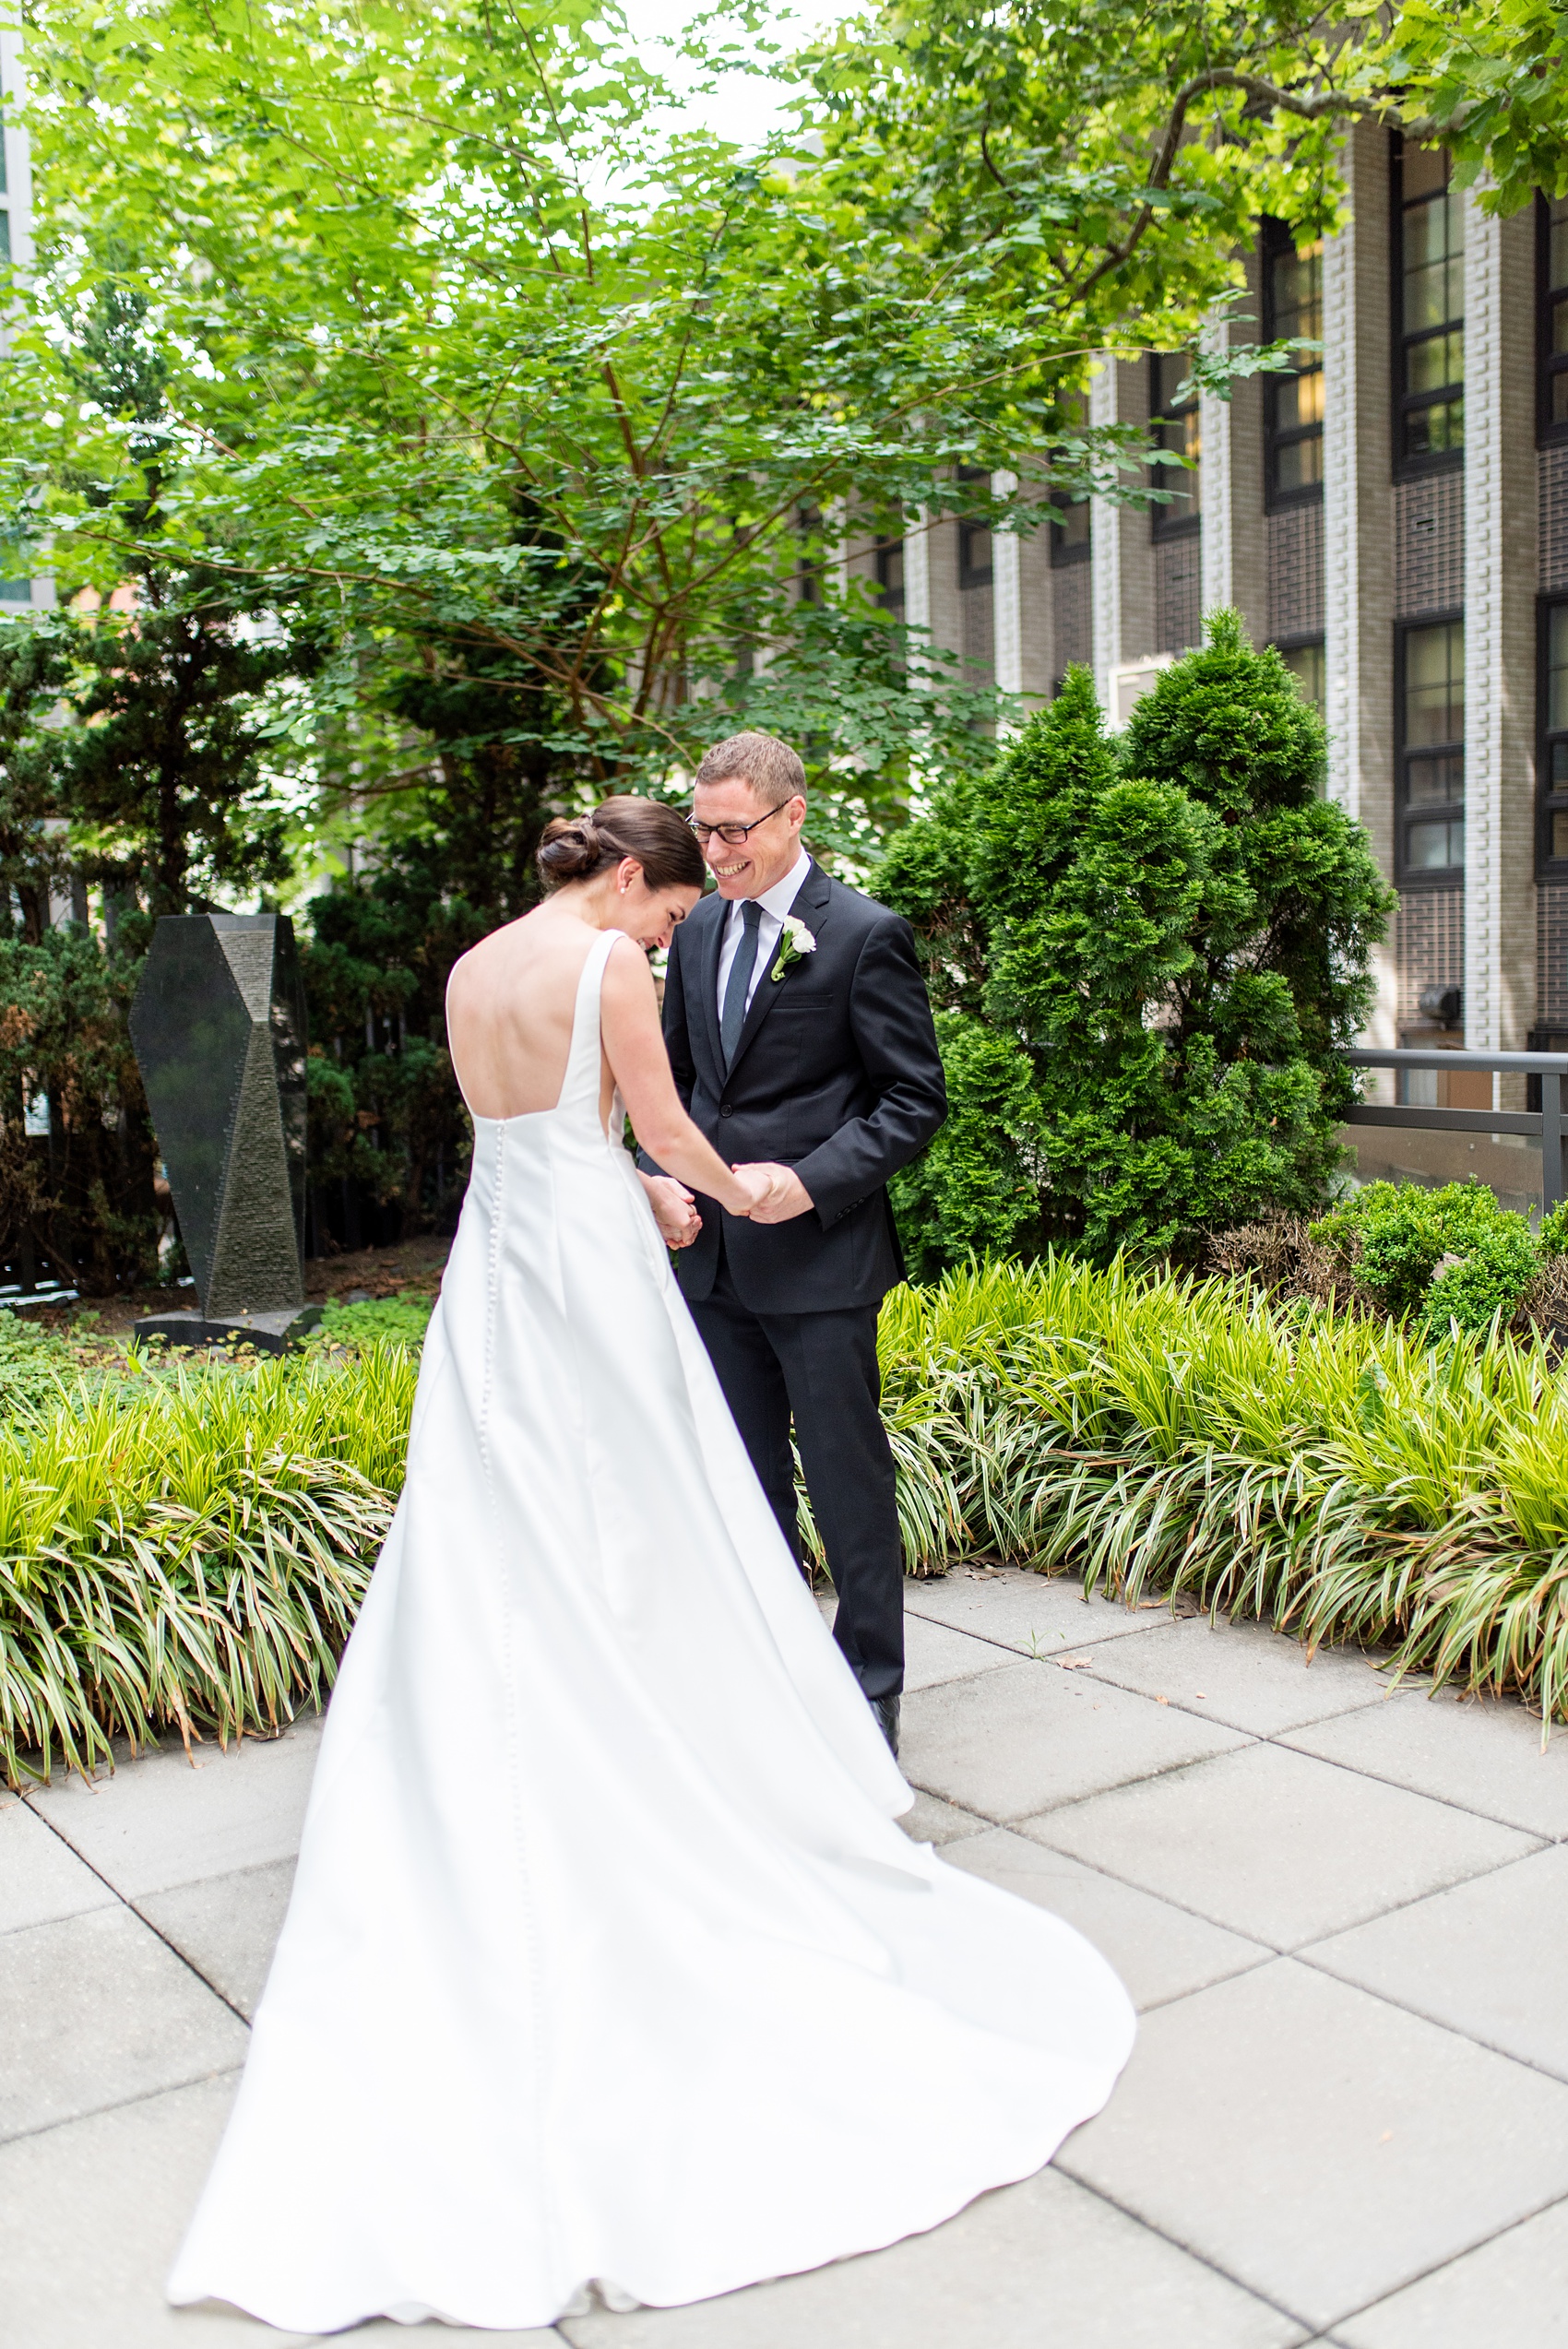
[857,1257,1568,1726]
[0,1343,418,1786]
[10,1254,1568,1785]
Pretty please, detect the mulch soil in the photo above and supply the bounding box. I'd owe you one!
[12,1235,453,1343]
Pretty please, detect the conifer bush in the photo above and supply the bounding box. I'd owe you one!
[876,613,1395,1272]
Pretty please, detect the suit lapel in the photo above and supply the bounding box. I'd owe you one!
[724,861,833,1086]
[696,890,728,1086]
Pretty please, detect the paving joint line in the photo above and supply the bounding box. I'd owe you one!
[0,2062,245,2153]
[1050,2162,1320,2340]
[1313,2178,1568,2338]
[1289,1945,1568,2093]
[20,1797,257,2029]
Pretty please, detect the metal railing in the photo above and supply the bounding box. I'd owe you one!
[1342,1048,1568,1213]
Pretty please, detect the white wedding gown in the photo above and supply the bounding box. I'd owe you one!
[168,929,1134,2333]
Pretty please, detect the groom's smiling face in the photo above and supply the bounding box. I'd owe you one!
[692,776,808,902]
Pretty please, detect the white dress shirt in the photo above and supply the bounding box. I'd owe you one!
[715,848,813,1028]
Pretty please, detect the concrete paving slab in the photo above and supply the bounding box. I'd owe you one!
[1079,1616,1393,1737]
[558,2165,1307,2349]
[0,1905,248,2142]
[23,1714,324,1899]
[1284,1688,1568,1838]
[904,1565,1175,1656]
[901,1612,1016,1693]
[0,1797,116,1935]
[895,1790,989,1847]
[1335,2196,1568,2347]
[1058,1958,1568,2335]
[1303,1843,1568,2082]
[0,2072,564,2349]
[1027,1741,1537,1949]
[945,1826,1270,2011]
[137,1858,296,2023]
[902,1658,1246,1823]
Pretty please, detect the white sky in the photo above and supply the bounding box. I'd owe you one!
[617,0,864,151]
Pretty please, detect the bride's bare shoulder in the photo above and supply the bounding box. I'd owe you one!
[447,908,579,1005]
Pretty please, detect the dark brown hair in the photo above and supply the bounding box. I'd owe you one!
[692,730,806,808]
[536,797,706,893]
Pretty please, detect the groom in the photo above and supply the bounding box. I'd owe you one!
[639,730,946,1756]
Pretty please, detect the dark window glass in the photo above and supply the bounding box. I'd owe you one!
[1539,195,1568,442]
[1395,139,1464,470]
[956,466,992,587]
[1277,638,1325,718]
[1263,223,1324,508]
[1539,599,1568,869]
[874,539,904,615]
[1398,617,1465,876]
[1049,492,1090,565]
[957,518,992,587]
[1149,352,1200,537]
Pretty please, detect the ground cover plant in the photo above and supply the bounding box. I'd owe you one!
[0,1345,417,1785]
[9,1257,1568,1784]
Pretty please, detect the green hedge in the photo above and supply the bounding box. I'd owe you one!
[7,1257,1568,1785]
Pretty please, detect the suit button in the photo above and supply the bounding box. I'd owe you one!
[719,1103,733,1118]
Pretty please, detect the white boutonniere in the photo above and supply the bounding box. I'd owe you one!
[770,914,817,982]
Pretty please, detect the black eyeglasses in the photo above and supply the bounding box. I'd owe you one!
[687,803,789,848]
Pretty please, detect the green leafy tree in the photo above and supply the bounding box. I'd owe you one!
[876,614,1395,1271]
[0,616,72,943]
[14,0,1553,825]
[0,923,161,1293]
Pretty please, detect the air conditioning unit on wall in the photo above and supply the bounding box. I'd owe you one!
[1107,654,1175,728]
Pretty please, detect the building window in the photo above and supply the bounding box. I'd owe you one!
[1262,221,1324,507]
[1276,637,1326,718]
[1149,353,1200,536]
[1397,615,1465,878]
[1538,195,1568,443]
[1538,599,1568,868]
[1394,137,1464,472]
[873,539,904,617]
[957,516,992,589]
[1049,493,1090,565]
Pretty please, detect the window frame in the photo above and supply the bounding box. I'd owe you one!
[1395,610,1467,886]
[1261,219,1324,513]
[1537,593,1568,875]
[1048,492,1091,567]
[1271,632,1326,722]
[1538,193,1568,446]
[1148,352,1201,540]
[1391,133,1465,481]
[873,538,905,618]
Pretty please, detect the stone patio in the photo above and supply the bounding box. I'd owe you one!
[5,1565,1568,2347]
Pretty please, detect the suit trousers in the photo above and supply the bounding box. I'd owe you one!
[687,1232,904,1700]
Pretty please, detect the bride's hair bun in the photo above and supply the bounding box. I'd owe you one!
[537,817,602,882]
[535,798,706,893]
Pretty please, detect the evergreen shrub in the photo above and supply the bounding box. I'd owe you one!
[874,613,1395,1272]
[1312,1180,1543,1340]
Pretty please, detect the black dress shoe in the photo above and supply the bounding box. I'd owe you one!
[870,1693,901,1758]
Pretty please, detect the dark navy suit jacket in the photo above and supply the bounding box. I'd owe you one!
[642,860,946,1315]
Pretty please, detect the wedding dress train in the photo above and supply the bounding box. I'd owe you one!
[168,928,1134,2333]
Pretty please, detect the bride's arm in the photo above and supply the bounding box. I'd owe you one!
[600,939,765,1217]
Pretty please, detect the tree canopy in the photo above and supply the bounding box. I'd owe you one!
[5,0,1561,831]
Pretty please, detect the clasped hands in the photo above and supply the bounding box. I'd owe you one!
[644,1164,814,1249]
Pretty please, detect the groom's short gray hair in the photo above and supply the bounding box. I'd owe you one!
[692,730,806,808]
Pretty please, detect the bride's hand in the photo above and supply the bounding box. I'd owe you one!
[727,1164,773,1218]
[639,1173,702,1249]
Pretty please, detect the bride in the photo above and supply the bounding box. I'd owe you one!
[168,797,1134,2333]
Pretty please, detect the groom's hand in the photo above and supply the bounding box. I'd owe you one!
[734,1162,815,1224]
[643,1175,703,1248]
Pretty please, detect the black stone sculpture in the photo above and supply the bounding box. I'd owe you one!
[128,914,321,1349]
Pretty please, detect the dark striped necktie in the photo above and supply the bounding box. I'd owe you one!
[720,899,763,1069]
